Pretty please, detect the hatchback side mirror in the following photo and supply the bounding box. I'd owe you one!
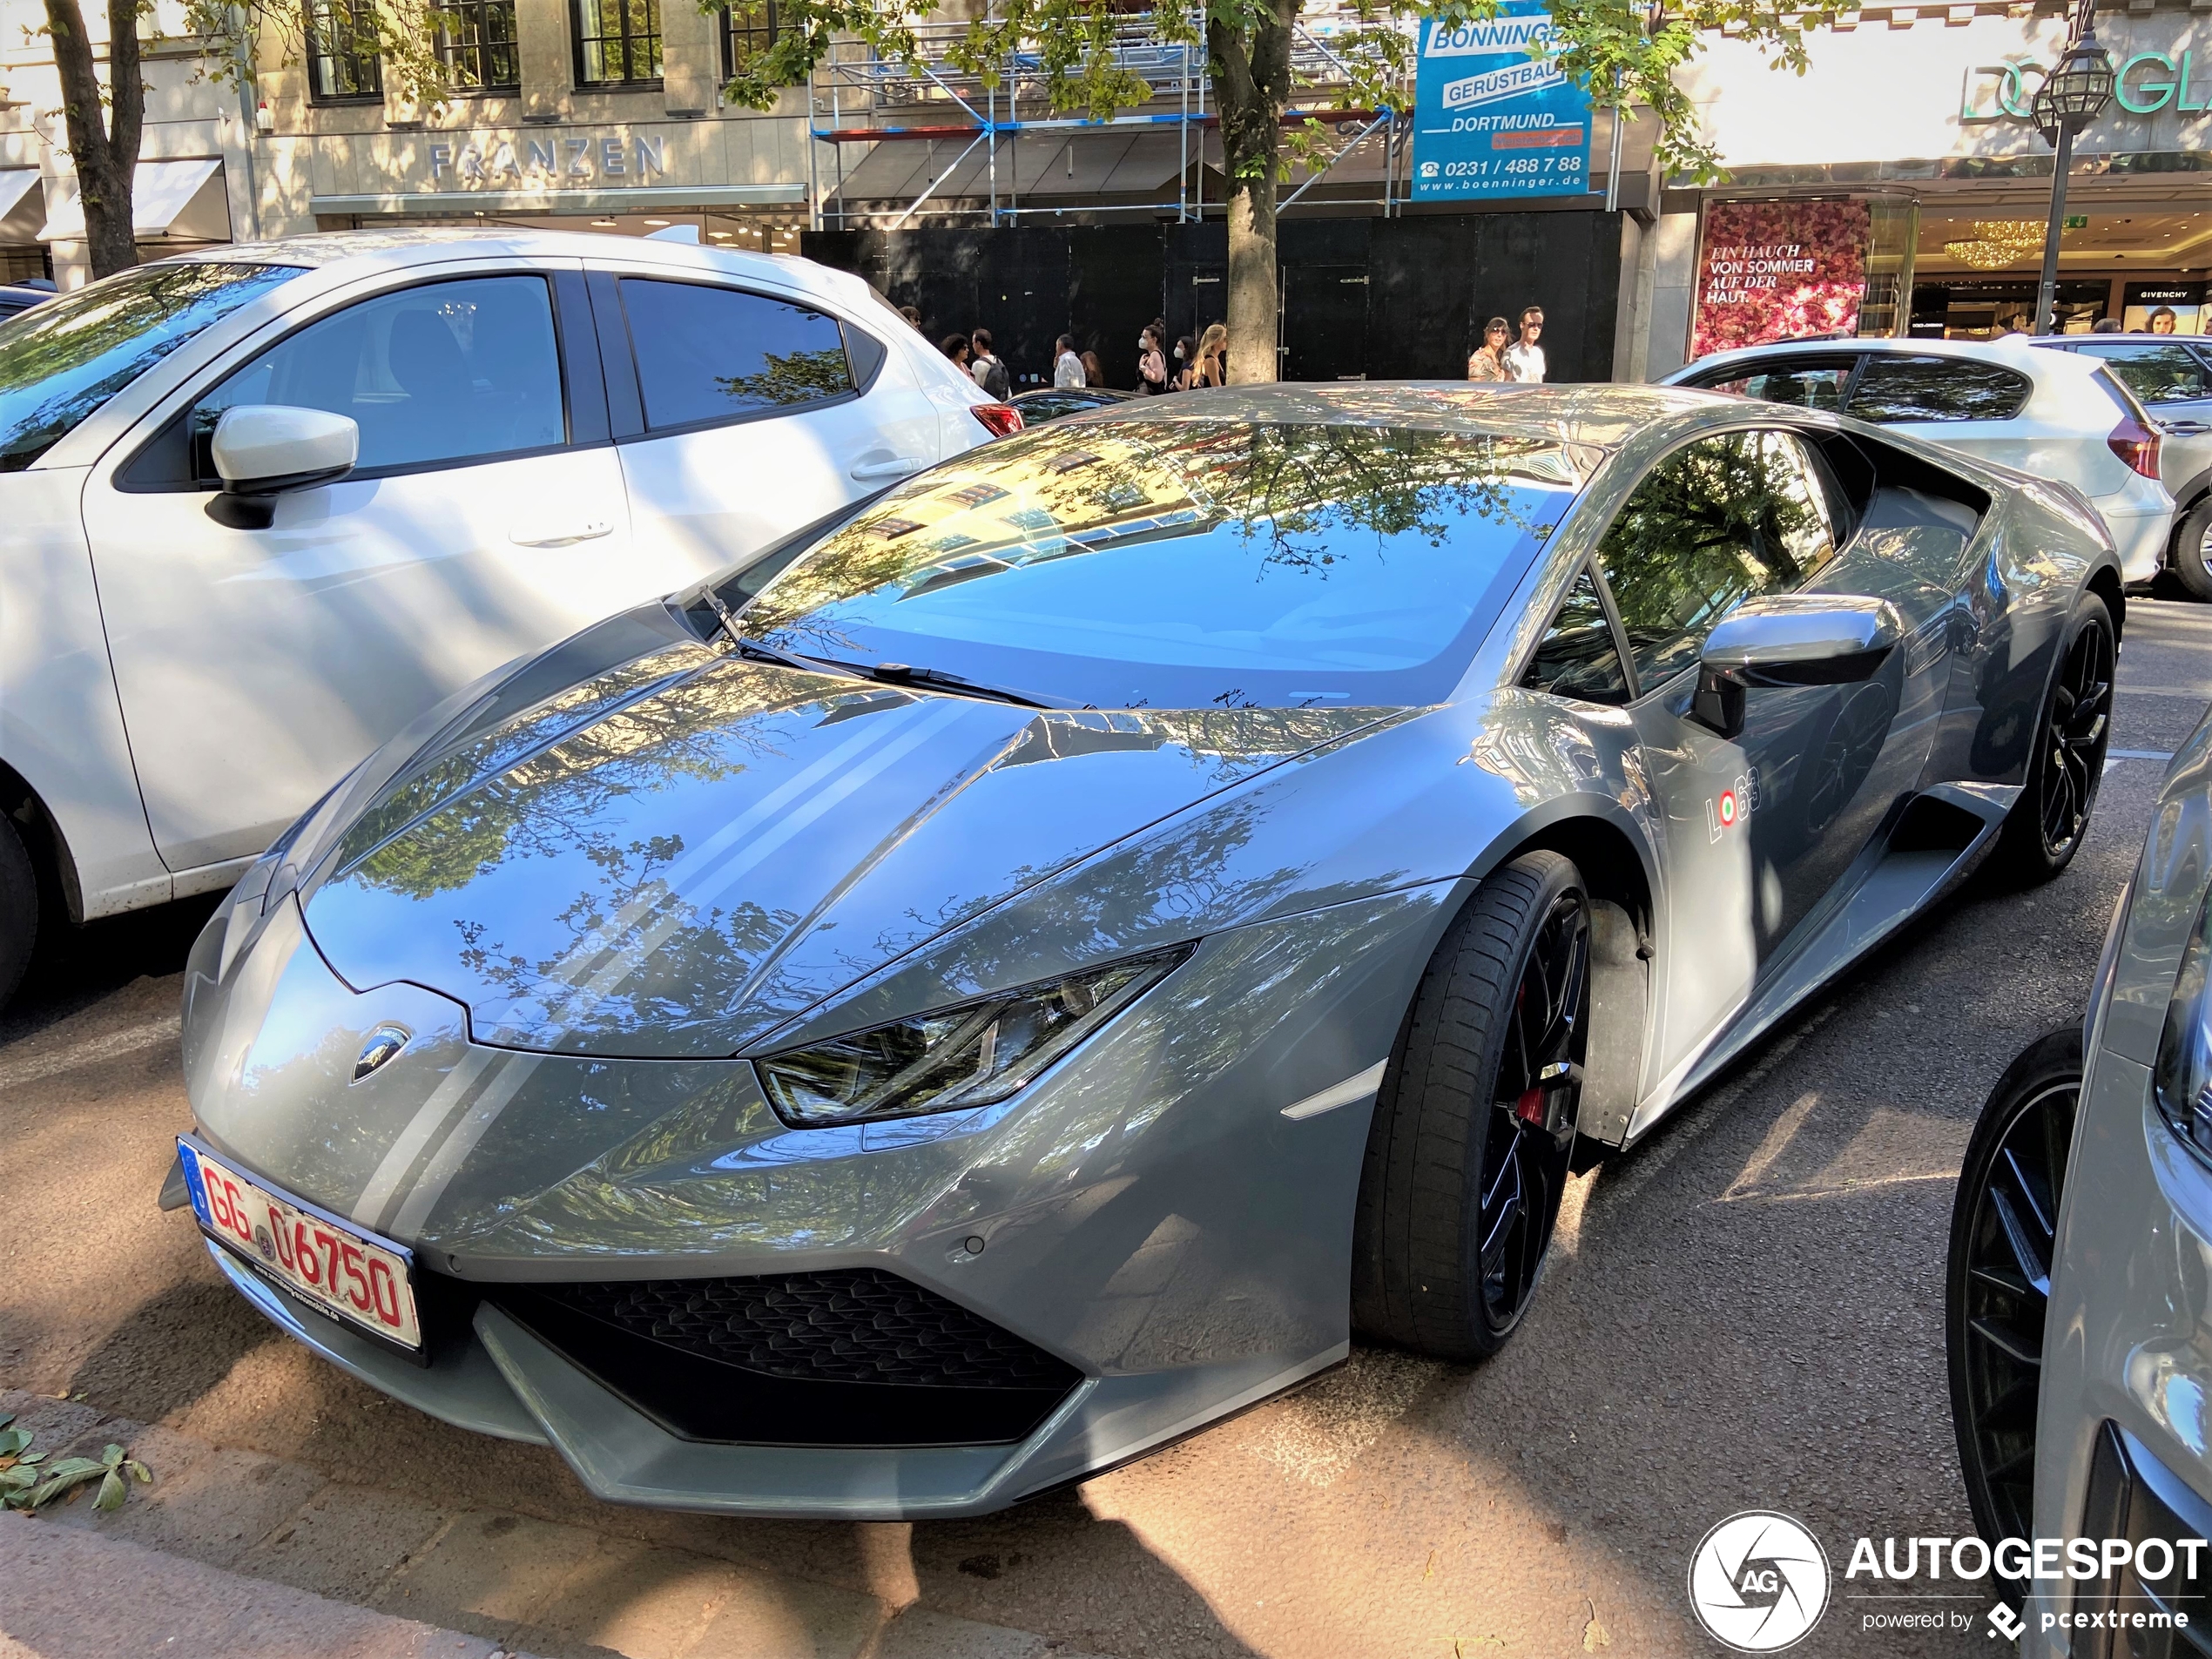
[1691,594,1903,739]
[208,405,358,529]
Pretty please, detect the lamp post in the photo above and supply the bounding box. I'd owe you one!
[2030,0,2115,334]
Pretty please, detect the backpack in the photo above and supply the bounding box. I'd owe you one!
[980,355,1011,401]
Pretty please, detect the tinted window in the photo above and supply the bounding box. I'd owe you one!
[2073,341,2212,406]
[621,279,853,429]
[1847,355,2029,422]
[190,275,564,477]
[1597,430,1840,691]
[1690,359,1853,414]
[738,420,1589,710]
[1521,566,1629,705]
[0,262,297,473]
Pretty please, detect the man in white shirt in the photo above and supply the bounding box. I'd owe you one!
[1053,334,1084,388]
[1502,307,1547,383]
[968,328,1011,400]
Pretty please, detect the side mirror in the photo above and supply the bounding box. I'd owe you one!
[208,405,358,529]
[1691,594,1903,739]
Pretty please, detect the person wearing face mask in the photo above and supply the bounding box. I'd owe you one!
[1136,326,1169,395]
[1170,335,1196,391]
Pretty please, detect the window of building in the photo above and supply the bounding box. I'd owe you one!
[618,279,853,430]
[437,0,520,93]
[575,0,663,87]
[1596,430,1841,692]
[720,1,777,77]
[1846,355,2031,423]
[305,0,382,105]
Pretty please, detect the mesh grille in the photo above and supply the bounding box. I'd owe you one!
[540,1269,1076,1389]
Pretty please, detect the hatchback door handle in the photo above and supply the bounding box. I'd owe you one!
[509,518,614,547]
[849,455,926,482]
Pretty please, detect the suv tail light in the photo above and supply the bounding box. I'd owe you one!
[2108,413,2161,480]
[970,403,1023,439]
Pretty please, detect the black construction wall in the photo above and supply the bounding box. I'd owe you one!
[803,212,1622,389]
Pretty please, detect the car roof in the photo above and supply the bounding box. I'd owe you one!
[1051,381,1724,455]
[158,226,869,308]
[1669,333,2111,388]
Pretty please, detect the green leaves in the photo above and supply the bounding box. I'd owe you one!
[0,1417,152,1515]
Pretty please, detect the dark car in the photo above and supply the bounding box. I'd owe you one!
[0,282,53,323]
[1010,386,1133,423]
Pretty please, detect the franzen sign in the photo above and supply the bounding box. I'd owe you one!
[423,132,669,190]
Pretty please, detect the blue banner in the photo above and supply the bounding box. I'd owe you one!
[1410,7,1592,201]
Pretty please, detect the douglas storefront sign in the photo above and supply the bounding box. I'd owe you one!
[1690,200,1871,357]
[1963,51,2211,122]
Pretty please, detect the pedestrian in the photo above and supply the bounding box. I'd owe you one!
[969,327,1012,400]
[2092,317,2123,334]
[1467,316,1511,381]
[1192,322,1227,388]
[898,304,922,331]
[1053,334,1085,388]
[1080,348,1106,388]
[941,333,971,369]
[1502,307,1546,383]
[1170,334,1197,391]
[1136,326,1169,395]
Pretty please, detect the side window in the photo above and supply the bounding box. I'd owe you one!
[619,279,854,431]
[1689,359,1854,414]
[1846,355,2029,422]
[189,274,564,479]
[2075,342,2212,406]
[1521,566,1630,705]
[1597,430,1841,692]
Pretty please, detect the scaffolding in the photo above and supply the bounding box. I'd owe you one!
[806,10,1413,231]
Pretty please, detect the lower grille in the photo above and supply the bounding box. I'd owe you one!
[487,1269,1082,1449]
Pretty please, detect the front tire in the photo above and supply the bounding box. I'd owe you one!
[1352,851,1590,1360]
[1989,592,2114,887]
[0,814,35,1013]
[1946,1027,2080,1557]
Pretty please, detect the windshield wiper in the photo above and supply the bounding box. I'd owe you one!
[807,656,1061,710]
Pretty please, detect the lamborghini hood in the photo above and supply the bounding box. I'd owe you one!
[300,635,1388,1059]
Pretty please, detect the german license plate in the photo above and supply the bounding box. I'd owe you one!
[178,1136,421,1351]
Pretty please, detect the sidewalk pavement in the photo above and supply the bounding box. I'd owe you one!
[0,1389,1110,1659]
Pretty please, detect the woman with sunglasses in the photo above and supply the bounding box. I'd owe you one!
[1467,317,1511,382]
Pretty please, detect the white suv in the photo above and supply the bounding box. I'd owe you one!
[1662,336,2175,584]
[0,229,1003,1007]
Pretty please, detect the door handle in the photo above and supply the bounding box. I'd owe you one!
[508,518,614,548]
[849,455,925,482]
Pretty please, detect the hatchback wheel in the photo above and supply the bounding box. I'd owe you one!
[1947,1027,2079,1554]
[1991,593,2114,887]
[1352,850,1589,1360]
[2175,501,2212,604]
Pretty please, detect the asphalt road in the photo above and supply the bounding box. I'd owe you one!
[4,597,2208,1659]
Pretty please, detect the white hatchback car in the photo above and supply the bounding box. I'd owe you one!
[1662,337,2175,584]
[0,229,1002,1007]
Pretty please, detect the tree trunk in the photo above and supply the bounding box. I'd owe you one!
[1208,0,1294,385]
[45,0,144,280]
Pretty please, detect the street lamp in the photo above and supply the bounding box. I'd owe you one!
[2029,7,2115,334]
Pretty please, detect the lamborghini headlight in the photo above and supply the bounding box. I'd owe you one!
[754,945,1193,1129]
[2156,888,2212,1160]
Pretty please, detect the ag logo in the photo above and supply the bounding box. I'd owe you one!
[1687,1511,1831,1652]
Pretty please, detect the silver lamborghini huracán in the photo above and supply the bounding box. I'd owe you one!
[171,384,2121,1517]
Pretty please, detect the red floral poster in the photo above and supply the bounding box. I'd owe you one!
[1690,200,1871,359]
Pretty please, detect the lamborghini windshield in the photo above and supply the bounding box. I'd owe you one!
[734,419,1590,711]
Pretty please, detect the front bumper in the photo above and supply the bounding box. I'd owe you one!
[2030,1054,2212,1655]
[179,876,1459,1516]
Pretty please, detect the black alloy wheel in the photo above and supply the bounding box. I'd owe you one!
[1946,1027,2080,1558]
[1993,593,2114,886]
[1352,851,1590,1360]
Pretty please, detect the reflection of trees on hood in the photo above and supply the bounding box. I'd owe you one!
[342,657,837,901]
[743,419,1575,668]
